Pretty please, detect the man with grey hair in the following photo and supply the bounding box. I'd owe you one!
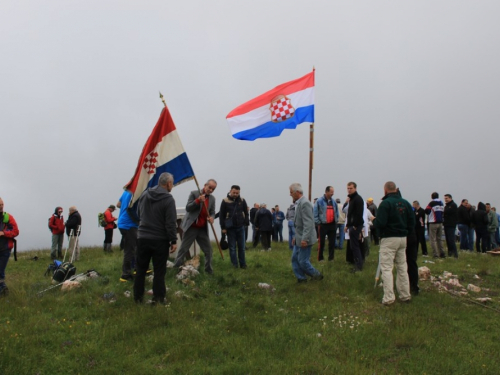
[289,183,323,283]
[173,179,217,274]
[134,172,177,304]
[373,181,414,305]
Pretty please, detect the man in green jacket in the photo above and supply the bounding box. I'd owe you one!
[486,203,498,249]
[372,181,415,306]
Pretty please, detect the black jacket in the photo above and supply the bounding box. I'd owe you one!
[443,200,458,228]
[254,208,273,231]
[457,205,471,226]
[414,207,426,229]
[345,191,364,228]
[249,207,258,225]
[219,194,249,229]
[65,211,82,236]
[471,202,488,230]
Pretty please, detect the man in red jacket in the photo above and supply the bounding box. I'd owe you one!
[0,197,20,296]
[104,205,117,253]
[49,206,65,259]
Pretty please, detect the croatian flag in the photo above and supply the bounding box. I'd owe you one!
[226,71,314,141]
[124,105,194,205]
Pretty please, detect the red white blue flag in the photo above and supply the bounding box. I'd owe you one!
[124,105,194,205]
[226,71,315,141]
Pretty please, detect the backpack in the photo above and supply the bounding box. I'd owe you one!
[48,216,55,232]
[52,262,76,283]
[98,212,107,227]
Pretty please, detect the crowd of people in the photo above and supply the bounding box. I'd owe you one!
[0,175,497,305]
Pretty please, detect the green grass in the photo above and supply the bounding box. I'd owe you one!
[1,243,500,374]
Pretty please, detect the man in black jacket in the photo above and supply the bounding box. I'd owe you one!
[133,172,177,304]
[344,182,364,272]
[254,204,273,251]
[220,185,249,269]
[443,194,458,258]
[457,199,473,251]
[66,206,82,261]
[412,201,428,256]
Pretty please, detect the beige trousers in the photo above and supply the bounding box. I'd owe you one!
[380,237,410,304]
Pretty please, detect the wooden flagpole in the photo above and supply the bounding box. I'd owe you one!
[159,92,224,260]
[308,122,314,202]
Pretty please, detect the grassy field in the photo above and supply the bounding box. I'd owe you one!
[1,242,499,375]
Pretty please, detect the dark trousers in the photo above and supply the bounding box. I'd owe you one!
[370,227,379,245]
[104,228,114,244]
[406,232,419,293]
[273,223,283,242]
[134,238,168,302]
[415,226,427,255]
[475,227,489,253]
[121,227,137,277]
[252,229,261,248]
[348,227,364,270]
[258,231,271,249]
[317,223,337,261]
[444,226,458,257]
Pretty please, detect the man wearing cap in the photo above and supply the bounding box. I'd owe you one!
[103,204,117,253]
[367,198,379,245]
[173,179,217,274]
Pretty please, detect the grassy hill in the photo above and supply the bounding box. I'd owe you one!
[1,243,499,374]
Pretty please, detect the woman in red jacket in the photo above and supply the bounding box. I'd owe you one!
[49,206,65,259]
[104,205,117,253]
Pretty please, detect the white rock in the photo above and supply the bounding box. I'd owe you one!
[418,266,431,280]
[467,284,481,293]
[61,280,81,291]
[473,275,480,279]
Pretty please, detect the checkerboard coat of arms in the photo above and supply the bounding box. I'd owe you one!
[269,95,295,123]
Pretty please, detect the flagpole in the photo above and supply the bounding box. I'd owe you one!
[308,123,314,202]
[159,92,224,260]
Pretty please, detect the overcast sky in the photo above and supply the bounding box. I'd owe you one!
[2,1,500,251]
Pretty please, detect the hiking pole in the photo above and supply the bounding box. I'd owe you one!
[63,229,74,263]
[374,253,381,288]
[37,269,96,296]
[70,226,81,263]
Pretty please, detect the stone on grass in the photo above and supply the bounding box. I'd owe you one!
[467,284,481,293]
[418,266,431,280]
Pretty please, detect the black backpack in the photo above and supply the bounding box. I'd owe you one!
[52,262,76,283]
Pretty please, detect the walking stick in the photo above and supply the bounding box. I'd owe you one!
[374,252,381,288]
[70,226,81,263]
[37,269,96,296]
[63,229,73,263]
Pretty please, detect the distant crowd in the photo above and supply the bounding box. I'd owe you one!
[0,176,497,305]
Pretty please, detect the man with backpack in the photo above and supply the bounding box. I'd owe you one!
[0,197,20,296]
[49,207,65,259]
[103,205,117,253]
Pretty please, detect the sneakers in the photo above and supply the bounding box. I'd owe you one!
[132,269,153,276]
[119,275,134,282]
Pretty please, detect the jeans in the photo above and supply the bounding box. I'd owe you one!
[458,224,470,250]
[468,227,475,251]
[336,224,345,249]
[444,226,458,257]
[227,226,246,268]
[489,232,497,249]
[134,238,169,302]
[274,223,284,242]
[0,250,11,285]
[291,244,320,280]
[288,221,295,250]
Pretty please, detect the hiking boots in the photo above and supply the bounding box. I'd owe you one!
[119,275,134,282]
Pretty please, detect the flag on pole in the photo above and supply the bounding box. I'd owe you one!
[124,105,194,205]
[226,71,315,141]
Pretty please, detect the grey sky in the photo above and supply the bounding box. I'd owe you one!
[2,1,499,251]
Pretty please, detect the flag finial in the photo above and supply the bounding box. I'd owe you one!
[159,92,166,107]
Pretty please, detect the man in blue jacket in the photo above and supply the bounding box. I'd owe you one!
[313,186,339,262]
